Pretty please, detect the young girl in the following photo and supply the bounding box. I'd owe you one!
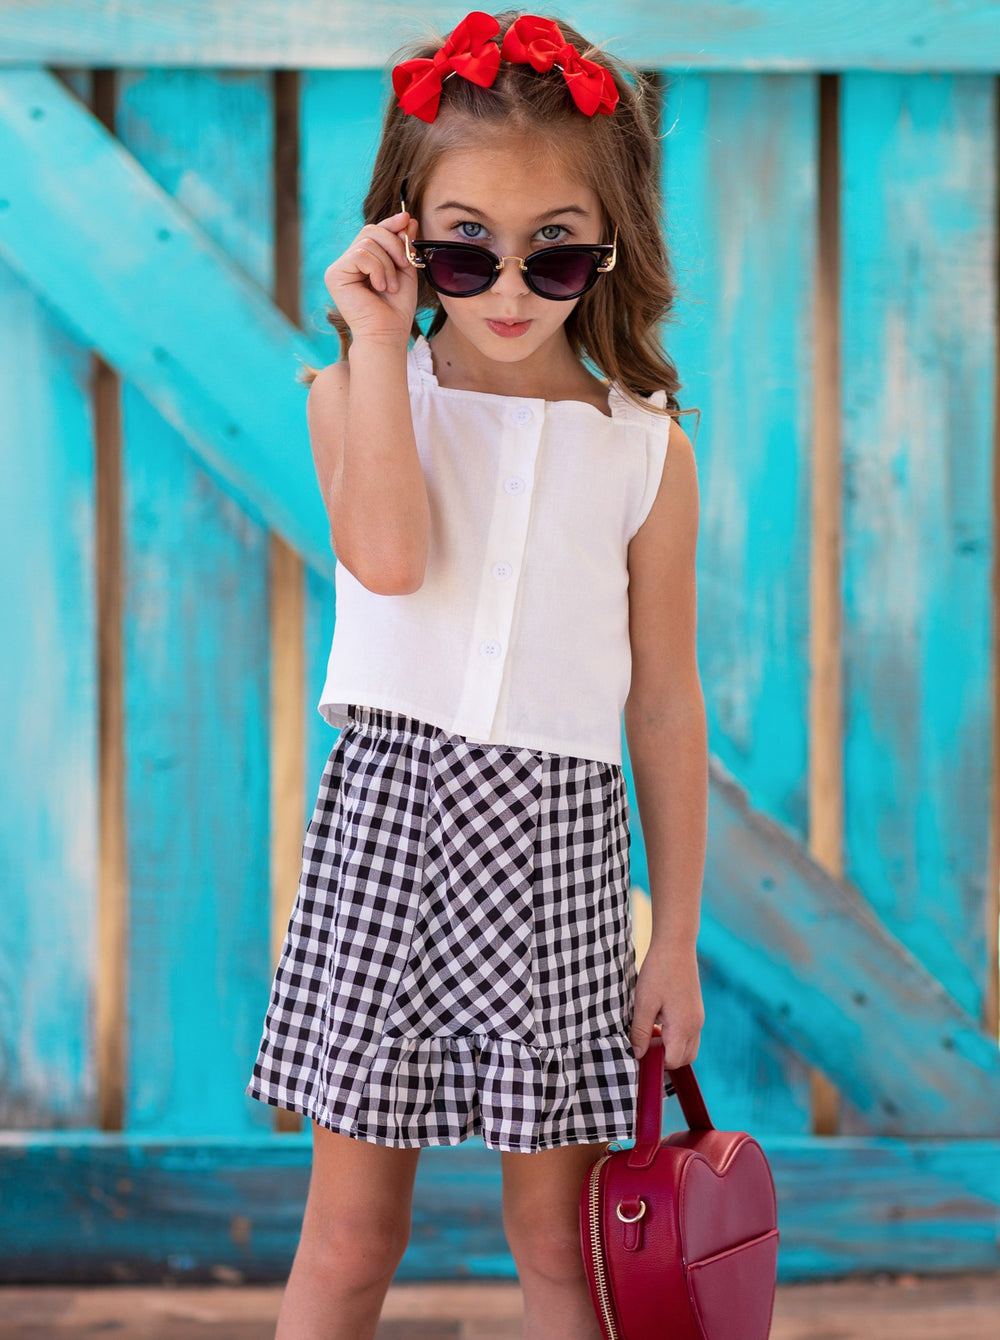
[246,9,707,1338]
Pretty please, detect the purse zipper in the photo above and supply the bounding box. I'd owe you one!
[586,1149,622,1340]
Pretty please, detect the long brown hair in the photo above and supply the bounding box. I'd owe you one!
[300,8,697,428]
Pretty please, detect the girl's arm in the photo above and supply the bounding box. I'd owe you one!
[624,418,707,1063]
[308,209,429,595]
[307,342,430,595]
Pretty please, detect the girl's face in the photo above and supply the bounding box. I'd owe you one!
[417,140,604,367]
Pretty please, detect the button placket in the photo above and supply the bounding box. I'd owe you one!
[452,403,542,741]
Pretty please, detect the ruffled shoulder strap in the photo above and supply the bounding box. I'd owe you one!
[609,381,669,423]
[409,333,437,382]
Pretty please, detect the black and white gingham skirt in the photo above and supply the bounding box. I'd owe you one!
[245,703,665,1152]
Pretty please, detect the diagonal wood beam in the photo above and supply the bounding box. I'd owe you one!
[691,756,1000,1134]
[0,65,337,584]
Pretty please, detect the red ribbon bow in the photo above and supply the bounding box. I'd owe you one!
[392,10,502,123]
[500,15,619,117]
[392,11,619,122]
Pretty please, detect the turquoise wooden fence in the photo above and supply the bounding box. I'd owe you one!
[1,0,998,1284]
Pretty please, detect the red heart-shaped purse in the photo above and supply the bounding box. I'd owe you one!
[579,1026,780,1339]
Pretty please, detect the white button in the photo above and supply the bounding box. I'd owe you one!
[492,561,513,580]
[479,638,502,659]
[504,475,526,495]
[511,405,533,424]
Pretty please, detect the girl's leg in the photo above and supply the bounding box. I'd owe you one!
[500,1141,609,1340]
[275,1120,423,1340]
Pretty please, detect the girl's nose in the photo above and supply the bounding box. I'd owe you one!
[494,255,530,297]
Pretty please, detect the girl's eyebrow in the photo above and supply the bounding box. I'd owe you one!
[433,201,590,222]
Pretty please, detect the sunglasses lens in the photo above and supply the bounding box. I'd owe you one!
[529,250,599,298]
[425,247,494,295]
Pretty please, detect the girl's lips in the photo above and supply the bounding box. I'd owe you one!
[486,318,532,337]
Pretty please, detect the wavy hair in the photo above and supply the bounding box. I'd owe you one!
[299,8,697,427]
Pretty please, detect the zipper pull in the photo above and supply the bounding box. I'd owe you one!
[616,1196,646,1251]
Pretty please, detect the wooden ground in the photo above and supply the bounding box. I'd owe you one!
[0,1273,998,1338]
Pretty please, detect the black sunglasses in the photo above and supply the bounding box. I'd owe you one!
[398,177,618,301]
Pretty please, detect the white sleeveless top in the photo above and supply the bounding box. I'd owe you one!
[317,333,671,766]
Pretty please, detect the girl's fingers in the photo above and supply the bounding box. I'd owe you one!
[376,208,410,229]
[364,213,414,270]
[325,212,415,300]
[352,239,396,291]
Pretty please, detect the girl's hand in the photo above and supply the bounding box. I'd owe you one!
[630,941,705,1069]
[324,210,420,346]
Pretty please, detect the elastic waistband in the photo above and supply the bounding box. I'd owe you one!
[345,702,453,742]
[343,703,621,774]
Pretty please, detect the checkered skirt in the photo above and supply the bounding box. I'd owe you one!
[245,703,667,1152]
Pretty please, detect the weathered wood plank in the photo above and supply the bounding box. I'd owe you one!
[700,757,1000,1134]
[115,69,274,1136]
[1,2,1000,70]
[839,73,997,1064]
[0,1132,997,1281]
[0,216,98,1128]
[0,66,335,584]
[655,70,820,1137]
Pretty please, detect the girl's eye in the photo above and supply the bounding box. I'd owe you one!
[453,220,569,243]
[456,220,487,241]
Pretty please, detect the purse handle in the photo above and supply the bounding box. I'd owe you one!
[625,1024,715,1169]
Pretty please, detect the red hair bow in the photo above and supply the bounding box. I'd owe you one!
[501,14,619,117]
[392,10,502,123]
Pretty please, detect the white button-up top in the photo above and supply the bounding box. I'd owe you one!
[317,334,671,766]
